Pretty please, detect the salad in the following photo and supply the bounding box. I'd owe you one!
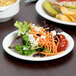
[42,0,76,22]
[9,21,68,57]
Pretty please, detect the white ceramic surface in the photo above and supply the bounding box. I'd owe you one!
[0,0,20,22]
[2,30,74,61]
[35,0,76,26]
[0,17,12,22]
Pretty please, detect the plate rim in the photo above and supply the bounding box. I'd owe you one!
[35,0,76,26]
[2,30,74,61]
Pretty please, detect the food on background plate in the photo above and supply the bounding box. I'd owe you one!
[42,1,59,16]
[56,6,76,22]
[67,14,76,22]
[64,5,76,9]
[56,14,72,22]
[0,0,17,7]
[9,21,68,57]
[58,0,76,2]
[42,0,76,22]
[61,7,76,15]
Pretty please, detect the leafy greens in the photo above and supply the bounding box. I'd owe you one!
[14,21,30,36]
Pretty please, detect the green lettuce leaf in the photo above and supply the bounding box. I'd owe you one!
[15,45,36,56]
[14,21,30,36]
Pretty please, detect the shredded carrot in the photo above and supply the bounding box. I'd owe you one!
[29,25,63,57]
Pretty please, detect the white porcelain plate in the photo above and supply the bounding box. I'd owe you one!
[2,30,74,61]
[35,0,76,26]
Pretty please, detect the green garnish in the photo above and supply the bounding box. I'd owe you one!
[65,5,76,9]
[22,34,30,46]
[15,45,37,56]
[14,21,30,36]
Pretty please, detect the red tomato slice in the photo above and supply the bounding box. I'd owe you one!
[58,34,65,41]
[57,34,68,52]
[71,0,76,1]
[57,42,67,52]
[58,0,72,2]
[60,39,68,44]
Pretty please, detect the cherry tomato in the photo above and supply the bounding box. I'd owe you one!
[58,34,65,40]
[57,42,67,52]
[57,34,68,52]
[58,0,71,2]
[71,0,76,1]
[60,39,68,44]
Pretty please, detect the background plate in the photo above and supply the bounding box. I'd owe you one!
[35,0,76,26]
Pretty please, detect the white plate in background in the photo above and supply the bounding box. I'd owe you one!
[35,0,76,26]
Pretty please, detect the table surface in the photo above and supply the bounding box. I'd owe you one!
[0,0,76,76]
